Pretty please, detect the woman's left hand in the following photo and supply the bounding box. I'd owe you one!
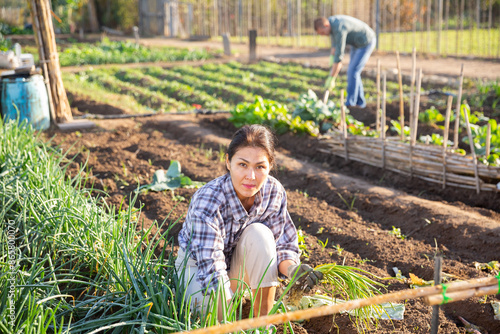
[287,263,324,293]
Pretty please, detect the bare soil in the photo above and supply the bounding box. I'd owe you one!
[45,107,500,334]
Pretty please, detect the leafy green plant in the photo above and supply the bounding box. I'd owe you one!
[389,226,406,240]
[292,89,341,133]
[229,96,319,136]
[353,258,376,265]
[318,238,329,250]
[466,80,500,109]
[0,35,12,52]
[314,264,387,331]
[59,38,213,66]
[333,244,344,256]
[0,120,195,333]
[337,192,357,211]
[418,106,445,124]
[419,133,453,147]
[138,160,205,193]
[297,228,309,259]
[390,119,411,138]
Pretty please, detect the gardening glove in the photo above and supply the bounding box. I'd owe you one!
[329,55,334,66]
[287,263,323,293]
[324,76,335,90]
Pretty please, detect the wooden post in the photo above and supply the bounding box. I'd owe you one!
[453,64,464,149]
[410,68,423,178]
[430,256,443,334]
[249,29,257,62]
[396,51,404,141]
[29,0,73,123]
[340,89,349,162]
[381,71,387,170]
[486,122,491,157]
[463,105,481,194]
[376,58,381,133]
[412,68,423,145]
[442,95,453,189]
[409,48,417,134]
[322,90,329,104]
[222,33,231,56]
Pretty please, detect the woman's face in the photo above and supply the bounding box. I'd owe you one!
[226,146,271,202]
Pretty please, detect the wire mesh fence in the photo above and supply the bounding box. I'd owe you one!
[140,0,500,59]
[1,0,499,59]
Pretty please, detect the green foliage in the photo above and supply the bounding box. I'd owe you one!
[229,96,319,137]
[463,118,500,166]
[138,160,205,193]
[0,22,32,35]
[390,120,411,138]
[292,89,340,133]
[418,106,445,124]
[315,263,386,331]
[297,228,309,259]
[466,80,500,109]
[0,36,11,52]
[388,226,406,240]
[59,38,213,66]
[96,0,139,32]
[0,120,193,333]
[419,133,452,147]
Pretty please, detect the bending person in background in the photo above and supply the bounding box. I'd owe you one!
[315,15,376,108]
[175,124,323,320]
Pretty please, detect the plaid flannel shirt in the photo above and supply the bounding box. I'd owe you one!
[178,173,299,295]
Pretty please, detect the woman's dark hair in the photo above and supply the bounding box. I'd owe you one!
[226,124,277,170]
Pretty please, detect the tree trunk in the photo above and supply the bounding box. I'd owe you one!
[87,0,100,33]
[29,0,73,123]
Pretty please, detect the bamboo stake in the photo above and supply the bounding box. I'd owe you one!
[322,90,329,104]
[425,284,499,306]
[442,95,453,189]
[376,58,381,133]
[30,0,73,123]
[453,64,464,149]
[410,68,422,177]
[29,0,56,126]
[409,47,417,134]
[396,51,404,141]
[412,68,423,145]
[430,256,443,334]
[340,89,348,161]
[171,277,499,334]
[381,72,387,169]
[463,106,481,194]
[486,122,491,157]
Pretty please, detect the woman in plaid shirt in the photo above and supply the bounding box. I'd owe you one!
[176,124,323,319]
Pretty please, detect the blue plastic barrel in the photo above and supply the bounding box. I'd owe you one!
[1,74,50,130]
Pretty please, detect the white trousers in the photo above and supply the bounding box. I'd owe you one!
[175,223,279,310]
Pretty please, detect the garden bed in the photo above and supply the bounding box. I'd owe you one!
[45,111,500,333]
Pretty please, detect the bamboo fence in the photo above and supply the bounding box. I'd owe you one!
[318,134,500,192]
[170,276,499,334]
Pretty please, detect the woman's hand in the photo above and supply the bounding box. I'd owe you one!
[286,263,323,293]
